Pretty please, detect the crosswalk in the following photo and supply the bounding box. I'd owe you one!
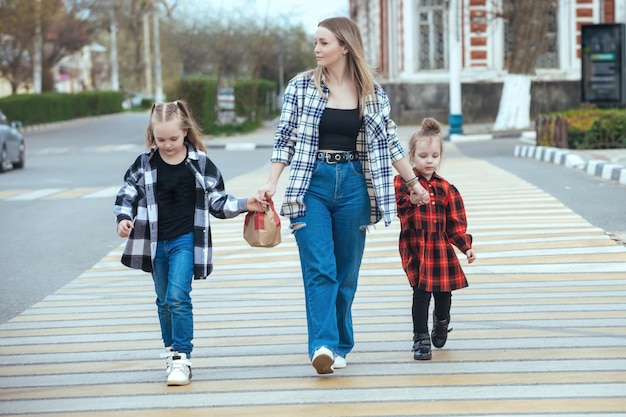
[1,148,625,416]
[0,186,120,201]
[29,144,145,156]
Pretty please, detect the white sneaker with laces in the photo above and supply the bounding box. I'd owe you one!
[161,347,175,375]
[167,352,192,386]
[333,355,346,369]
[312,347,334,374]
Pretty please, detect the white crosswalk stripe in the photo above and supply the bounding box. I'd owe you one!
[0,186,119,201]
[1,150,625,416]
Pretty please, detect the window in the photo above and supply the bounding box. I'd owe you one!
[415,0,448,71]
[535,7,558,68]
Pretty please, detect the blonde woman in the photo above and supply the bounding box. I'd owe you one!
[258,17,429,375]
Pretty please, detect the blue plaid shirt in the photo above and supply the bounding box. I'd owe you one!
[271,71,406,226]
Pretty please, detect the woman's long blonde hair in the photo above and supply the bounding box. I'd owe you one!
[145,100,206,152]
[313,17,375,115]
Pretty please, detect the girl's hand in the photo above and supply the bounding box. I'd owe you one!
[409,185,430,205]
[466,249,476,264]
[117,219,133,238]
[246,194,267,212]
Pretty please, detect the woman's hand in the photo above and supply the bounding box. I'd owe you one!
[257,183,276,200]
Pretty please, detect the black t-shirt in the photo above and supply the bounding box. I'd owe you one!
[155,151,196,240]
[318,108,361,151]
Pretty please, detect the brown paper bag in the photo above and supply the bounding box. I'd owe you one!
[243,196,281,247]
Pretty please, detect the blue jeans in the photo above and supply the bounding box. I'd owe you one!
[152,232,194,356]
[291,159,370,359]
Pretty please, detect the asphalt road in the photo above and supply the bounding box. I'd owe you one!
[455,139,626,243]
[0,113,267,323]
[0,115,624,323]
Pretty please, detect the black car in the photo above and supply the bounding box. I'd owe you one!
[0,109,25,173]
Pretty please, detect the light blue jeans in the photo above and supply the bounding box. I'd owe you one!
[291,159,370,359]
[152,232,194,356]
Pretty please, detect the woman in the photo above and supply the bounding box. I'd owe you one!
[258,17,429,375]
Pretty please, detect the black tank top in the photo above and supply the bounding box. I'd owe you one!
[318,108,361,152]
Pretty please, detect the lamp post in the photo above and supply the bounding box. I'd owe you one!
[448,0,463,136]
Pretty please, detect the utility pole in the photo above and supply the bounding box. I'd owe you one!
[33,0,42,93]
[448,0,463,136]
[109,6,119,91]
[143,13,152,96]
[278,40,284,107]
[153,12,164,102]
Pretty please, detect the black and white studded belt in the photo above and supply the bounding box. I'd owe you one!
[316,151,359,163]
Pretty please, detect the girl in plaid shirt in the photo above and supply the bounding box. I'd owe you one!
[114,101,265,385]
[394,118,476,361]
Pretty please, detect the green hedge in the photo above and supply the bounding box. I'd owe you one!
[234,79,277,120]
[0,91,124,126]
[174,77,217,134]
[536,107,626,149]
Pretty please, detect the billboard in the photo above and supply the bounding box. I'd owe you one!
[581,24,625,104]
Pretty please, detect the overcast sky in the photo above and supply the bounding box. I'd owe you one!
[177,0,350,34]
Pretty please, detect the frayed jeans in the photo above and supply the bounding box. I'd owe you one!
[152,232,194,356]
[291,159,370,359]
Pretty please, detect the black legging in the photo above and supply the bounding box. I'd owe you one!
[412,287,451,334]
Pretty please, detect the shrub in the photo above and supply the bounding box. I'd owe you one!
[537,107,626,149]
[581,115,626,149]
[175,77,217,134]
[0,91,123,126]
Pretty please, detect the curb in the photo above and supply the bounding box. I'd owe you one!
[204,142,273,150]
[20,113,128,135]
[448,130,536,142]
[514,144,626,185]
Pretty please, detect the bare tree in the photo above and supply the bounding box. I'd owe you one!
[493,0,557,131]
[0,0,104,93]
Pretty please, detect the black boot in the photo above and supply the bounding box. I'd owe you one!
[412,333,432,360]
[431,313,451,348]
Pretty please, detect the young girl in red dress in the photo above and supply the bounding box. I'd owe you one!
[394,117,476,360]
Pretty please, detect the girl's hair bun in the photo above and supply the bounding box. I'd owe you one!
[421,117,441,135]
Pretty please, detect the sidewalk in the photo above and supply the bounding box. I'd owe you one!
[206,118,626,185]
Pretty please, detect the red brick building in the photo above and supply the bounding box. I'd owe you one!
[349,0,625,124]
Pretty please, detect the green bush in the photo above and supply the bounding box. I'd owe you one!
[174,77,217,134]
[0,91,124,126]
[537,107,626,149]
[581,115,626,149]
[234,79,277,121]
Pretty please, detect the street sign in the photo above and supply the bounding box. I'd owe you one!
[581,24,625,105]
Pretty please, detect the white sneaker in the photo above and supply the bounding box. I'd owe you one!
[167,352,192,386]
[312,347,334,374]
[333,355,346,369]
[161,347,175,375]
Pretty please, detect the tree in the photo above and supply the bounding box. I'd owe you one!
[492,0,557,131]
[0,0,56,94]
[0,0,100,94]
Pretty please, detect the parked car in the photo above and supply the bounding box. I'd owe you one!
[217,87,235,111]
[0,109,25,173]
[122,93,154,110]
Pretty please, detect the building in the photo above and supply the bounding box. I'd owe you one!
[349,0,626,125]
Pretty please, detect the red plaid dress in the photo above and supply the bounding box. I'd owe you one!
[394,172,472,292]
